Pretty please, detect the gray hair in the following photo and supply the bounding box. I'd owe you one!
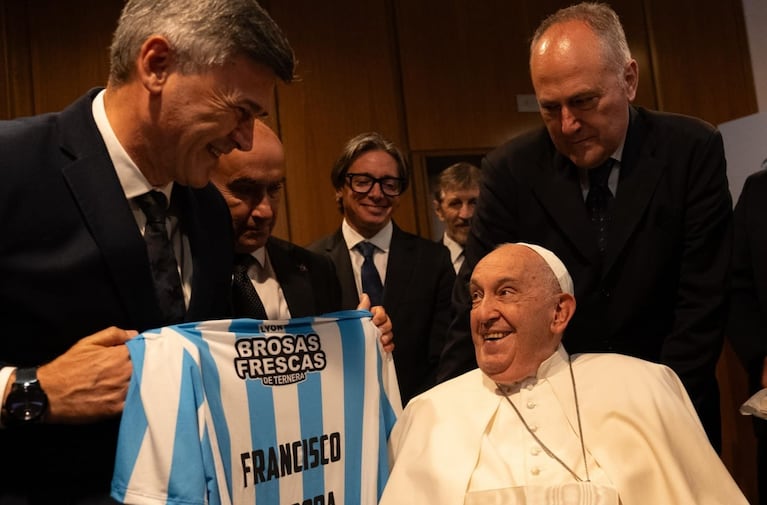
[109,0,295,85]
[530,2,631,75]
[433,162,480,202]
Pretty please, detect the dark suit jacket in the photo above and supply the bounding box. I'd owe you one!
[234,236,342,318]
[439,107,732,449]
[0,89,234,502]
[729,169,767,423]
[309,223,455,404]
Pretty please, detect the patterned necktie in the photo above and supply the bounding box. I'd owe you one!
[232,254,268,319]
[585,159,615,254]
[135,191,186,324]
[355,241,384,306]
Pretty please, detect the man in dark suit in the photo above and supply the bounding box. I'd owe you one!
[0,1,295,503]
[728,167,767,504]
[214,120,342,319]
[438,2,731,451]
[432,162,481,273]
[213,120,394,353]
[309,132,455,404]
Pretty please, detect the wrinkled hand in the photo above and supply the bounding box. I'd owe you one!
[358,293,394,353]
[37,326,136,424]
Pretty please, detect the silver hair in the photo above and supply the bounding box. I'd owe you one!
[530,2,631,76]
[109,0,294,85]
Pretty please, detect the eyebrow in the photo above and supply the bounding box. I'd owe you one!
[240,99,269,119]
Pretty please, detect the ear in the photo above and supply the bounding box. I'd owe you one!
[623,59,639,102]
[433,199,445,221]
[136,35,174,94]
[550,293,576,334]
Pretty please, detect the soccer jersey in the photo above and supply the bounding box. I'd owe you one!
[111,310,402,505]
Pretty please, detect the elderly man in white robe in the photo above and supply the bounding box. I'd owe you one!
[380,243,747,505]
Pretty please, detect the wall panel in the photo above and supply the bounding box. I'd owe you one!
[26,0,121,114]
[394,0,658,153]
[644,0,756,124]
[269,0,415,247]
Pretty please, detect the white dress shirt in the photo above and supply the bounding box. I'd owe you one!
[341,219,393,298]
[246,247,291,320]
[441,232,464,273]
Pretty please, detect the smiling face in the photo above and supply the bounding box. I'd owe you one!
[469,244,574,384]
[337,150,402,238]
[435,186,479,246]
[530,20,637,170]
[150,54,277,188]
[212,121,284,254]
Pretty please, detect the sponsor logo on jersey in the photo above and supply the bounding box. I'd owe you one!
[234,333,327,385]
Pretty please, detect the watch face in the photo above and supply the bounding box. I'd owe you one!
[6,381,48,423]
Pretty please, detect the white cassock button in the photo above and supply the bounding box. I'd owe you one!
[529,425,538,432]
[527,400,536,409]
[531,467,541,476]
[530,446,541,456]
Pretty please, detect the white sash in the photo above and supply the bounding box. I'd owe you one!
[464,482,619,505]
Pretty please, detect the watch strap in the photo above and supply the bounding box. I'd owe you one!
[15,367,38,385]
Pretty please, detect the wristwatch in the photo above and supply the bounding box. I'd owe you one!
[2,367,49,425]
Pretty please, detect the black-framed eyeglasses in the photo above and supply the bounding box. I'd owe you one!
[345,173,405,197]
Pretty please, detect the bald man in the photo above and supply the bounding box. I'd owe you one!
[382,243,746,505]
[212,122,393,352]
[211,121,344,320]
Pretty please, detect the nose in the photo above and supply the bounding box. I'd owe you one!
[231,117,255,152]
[560,106,580,136]
[472,295,500,326]
[458,202,474,220]
[250,192,273,219]
[366,180,385,199]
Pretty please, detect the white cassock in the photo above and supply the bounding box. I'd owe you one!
[380,346,748,505]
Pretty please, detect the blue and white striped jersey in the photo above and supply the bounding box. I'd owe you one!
[111,310,401,505]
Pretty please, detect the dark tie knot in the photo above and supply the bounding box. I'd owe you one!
[135,191,169,224]
[235,253,255,270]
[355,241,377,259]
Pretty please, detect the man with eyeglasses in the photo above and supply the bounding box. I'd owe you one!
[309,132,455,404]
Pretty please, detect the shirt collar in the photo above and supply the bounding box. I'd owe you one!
[341,219,393,253]
[249,246,268,269]
[91,89,173,202]
[442,232,464,261]
[491,344,570,394]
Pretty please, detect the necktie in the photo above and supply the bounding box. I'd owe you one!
[585,159,614,254]
[232,254,268,319]
[135,191,186,324]
[356,241,384,306]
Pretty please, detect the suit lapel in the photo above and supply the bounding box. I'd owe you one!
[531,150,598,259]
[324,230,359,309]
[57,95,161,328]
[383,224,415,308]
[267,238,314,317]
[604,108,665,274]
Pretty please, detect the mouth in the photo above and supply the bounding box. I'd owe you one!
[483,331,510,342]
[208,145,224,158]
[361,203,390,212]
